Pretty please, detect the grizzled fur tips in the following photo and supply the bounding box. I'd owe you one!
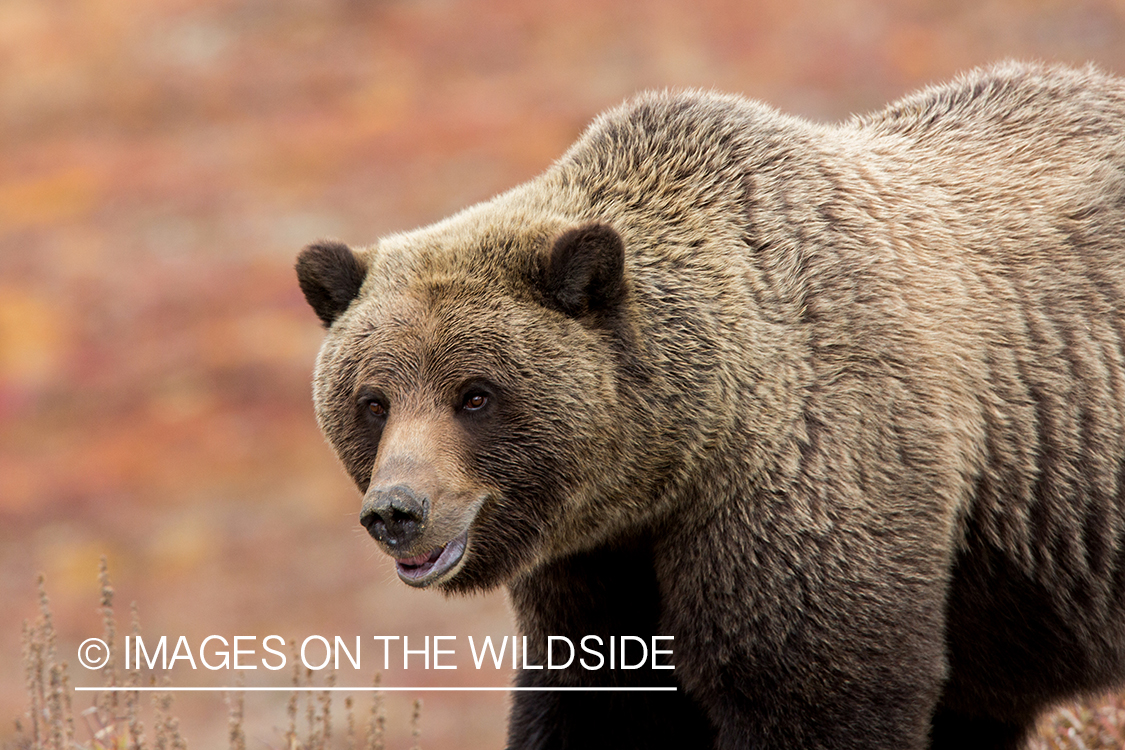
[298,61,1125,750]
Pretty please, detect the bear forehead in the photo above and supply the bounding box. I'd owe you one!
[359,199,574,293]
[327,288,558,390]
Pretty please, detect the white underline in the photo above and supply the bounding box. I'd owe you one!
[75,686,676,693]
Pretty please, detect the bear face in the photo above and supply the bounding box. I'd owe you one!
[298,219,660,592]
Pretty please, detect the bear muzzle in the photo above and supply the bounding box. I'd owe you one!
[360,483,470,587]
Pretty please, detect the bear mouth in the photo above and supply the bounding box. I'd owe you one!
[394,531,468,587]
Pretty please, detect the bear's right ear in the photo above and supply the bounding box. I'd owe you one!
[295,241,368,328]
[542,223,626,318]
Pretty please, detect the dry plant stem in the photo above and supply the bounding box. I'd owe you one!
[152,679,188,750]
[226,685,246,750]
[47,662,69,750]
[366,673,384,750]
[98,557,119,735]
[304,668,314,749]
[47,663,61,750]
[285,641,299,750]
[59,662,75,748]
[34,577,52,749]
[126,602,146,750]
[13,716,28,750]
[317,674,335,750]
[410,699,421,750]
[153,684,169,750]
[21,620,42,749]
[37,574,70,750]
[344,697,356,750]
[37,576,56,673]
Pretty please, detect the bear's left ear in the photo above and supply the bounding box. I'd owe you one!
[542,223,626,317]
[295,241,368,328]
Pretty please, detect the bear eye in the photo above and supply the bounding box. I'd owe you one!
[356,386,388,421]
[461,391,489,412]
[359,392,388,421]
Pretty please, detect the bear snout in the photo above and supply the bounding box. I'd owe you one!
[360,484,429,550]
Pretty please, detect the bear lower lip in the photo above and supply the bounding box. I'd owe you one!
[395,531,468,586]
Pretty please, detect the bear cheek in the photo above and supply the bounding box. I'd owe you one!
[310,338,385,490]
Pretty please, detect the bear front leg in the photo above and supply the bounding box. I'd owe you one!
[657,491,952,750]
[506,534,716,750]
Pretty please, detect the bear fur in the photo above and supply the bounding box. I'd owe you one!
[295,62,1125,749]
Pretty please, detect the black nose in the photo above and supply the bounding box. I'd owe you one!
[360,485,428,549]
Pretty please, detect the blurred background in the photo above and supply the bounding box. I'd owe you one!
[2,0,1125,747]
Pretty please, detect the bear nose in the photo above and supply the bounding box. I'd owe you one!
[360,485,428,550]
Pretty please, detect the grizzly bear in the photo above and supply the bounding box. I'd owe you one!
[296,62,1125,749]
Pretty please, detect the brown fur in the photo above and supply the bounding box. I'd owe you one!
[296,62,1125,749]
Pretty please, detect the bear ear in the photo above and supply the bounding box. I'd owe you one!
[295,241,368,328]
[543,223,626,317]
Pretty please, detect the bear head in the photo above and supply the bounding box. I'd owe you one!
[295,215,653,594]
